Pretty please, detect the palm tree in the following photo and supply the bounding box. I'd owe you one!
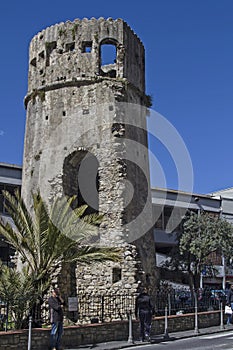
[0,190,122,324]
[0,262,36,329]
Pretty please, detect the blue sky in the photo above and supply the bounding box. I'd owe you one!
[0,0,232,194]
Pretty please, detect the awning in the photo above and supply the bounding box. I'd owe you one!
[152,198,221,213]
[0,176,21,186]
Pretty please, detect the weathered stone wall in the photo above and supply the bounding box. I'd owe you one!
[25,18,144,95]
[0,311,224,350]
[22,18,157,301]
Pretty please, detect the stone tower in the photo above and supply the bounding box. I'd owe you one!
[22,18,157,299]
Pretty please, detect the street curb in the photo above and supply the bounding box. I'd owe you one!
[65,325,233,349]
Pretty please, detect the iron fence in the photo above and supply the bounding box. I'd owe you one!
[0,288,227,330]
[0,299,48,331]
[156,288,227,316]
[76,292,136,323]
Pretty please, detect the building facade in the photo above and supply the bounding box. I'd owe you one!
[152,187,233,289]
[0,162,21,265]
[210,188,233,287]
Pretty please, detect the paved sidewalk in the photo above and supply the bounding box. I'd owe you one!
[64,324,233,349]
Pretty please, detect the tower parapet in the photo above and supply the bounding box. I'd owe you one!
[26,17,145,104]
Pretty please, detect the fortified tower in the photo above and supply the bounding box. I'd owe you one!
[22,18,157,300]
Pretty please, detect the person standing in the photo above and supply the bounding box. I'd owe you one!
[135,287,154,342]
[226,284,233,325]
[48,287,64,350]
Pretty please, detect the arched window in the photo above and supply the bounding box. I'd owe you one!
[100,38,118,78]
[101,44,117,66]
[63,150,99,215]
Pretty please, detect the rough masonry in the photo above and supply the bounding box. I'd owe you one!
[22,17,157,311]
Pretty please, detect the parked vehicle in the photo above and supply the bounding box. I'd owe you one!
[210,290,227,303]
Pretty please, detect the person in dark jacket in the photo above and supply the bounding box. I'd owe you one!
[48,287,64,350]
[226,284,233,325]
[135,287,154,341]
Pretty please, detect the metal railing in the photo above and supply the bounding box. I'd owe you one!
[0,288,226,330]
[156,288,226,316]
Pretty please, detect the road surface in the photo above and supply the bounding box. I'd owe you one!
[129,332,233,349]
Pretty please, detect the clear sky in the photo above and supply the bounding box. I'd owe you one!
[0,0,232,194]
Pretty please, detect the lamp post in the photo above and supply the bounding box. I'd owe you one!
[222,255,226,290]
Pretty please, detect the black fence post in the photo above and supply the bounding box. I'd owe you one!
[168,292,171,316]
[101,295,104,322]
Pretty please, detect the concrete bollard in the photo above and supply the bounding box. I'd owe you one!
[28,316,32,350]
[194,291,199,335]
[164,306,170,340]
[220,302,224,330]
[128,310,134,344]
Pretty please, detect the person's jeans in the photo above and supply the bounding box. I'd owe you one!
[227,303,233,325]
[50,321,63,349]
[139,310,152,340]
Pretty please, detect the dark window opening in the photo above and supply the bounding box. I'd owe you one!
[82,41,92,53]
[102,69,116,78]
[46,41,57,66]
[45,115,49,120]
[65,42,75,52]
[112,268,122,283]
[30,58,37,67]
[39,51,45,59]
[63,150,99,215]
[63,111,66,116]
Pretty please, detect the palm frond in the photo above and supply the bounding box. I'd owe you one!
[49,196,101,244]
[0,190,122,307]
[3,190,34,240]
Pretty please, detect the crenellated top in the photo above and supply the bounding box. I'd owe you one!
[27,18,145,94]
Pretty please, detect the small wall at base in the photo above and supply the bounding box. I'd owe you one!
[0,311,224,350]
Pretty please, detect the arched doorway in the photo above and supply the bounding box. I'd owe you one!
[63,149,99,215]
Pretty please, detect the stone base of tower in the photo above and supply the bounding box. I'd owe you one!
[72,232,157,322]
[76,244,139,294]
